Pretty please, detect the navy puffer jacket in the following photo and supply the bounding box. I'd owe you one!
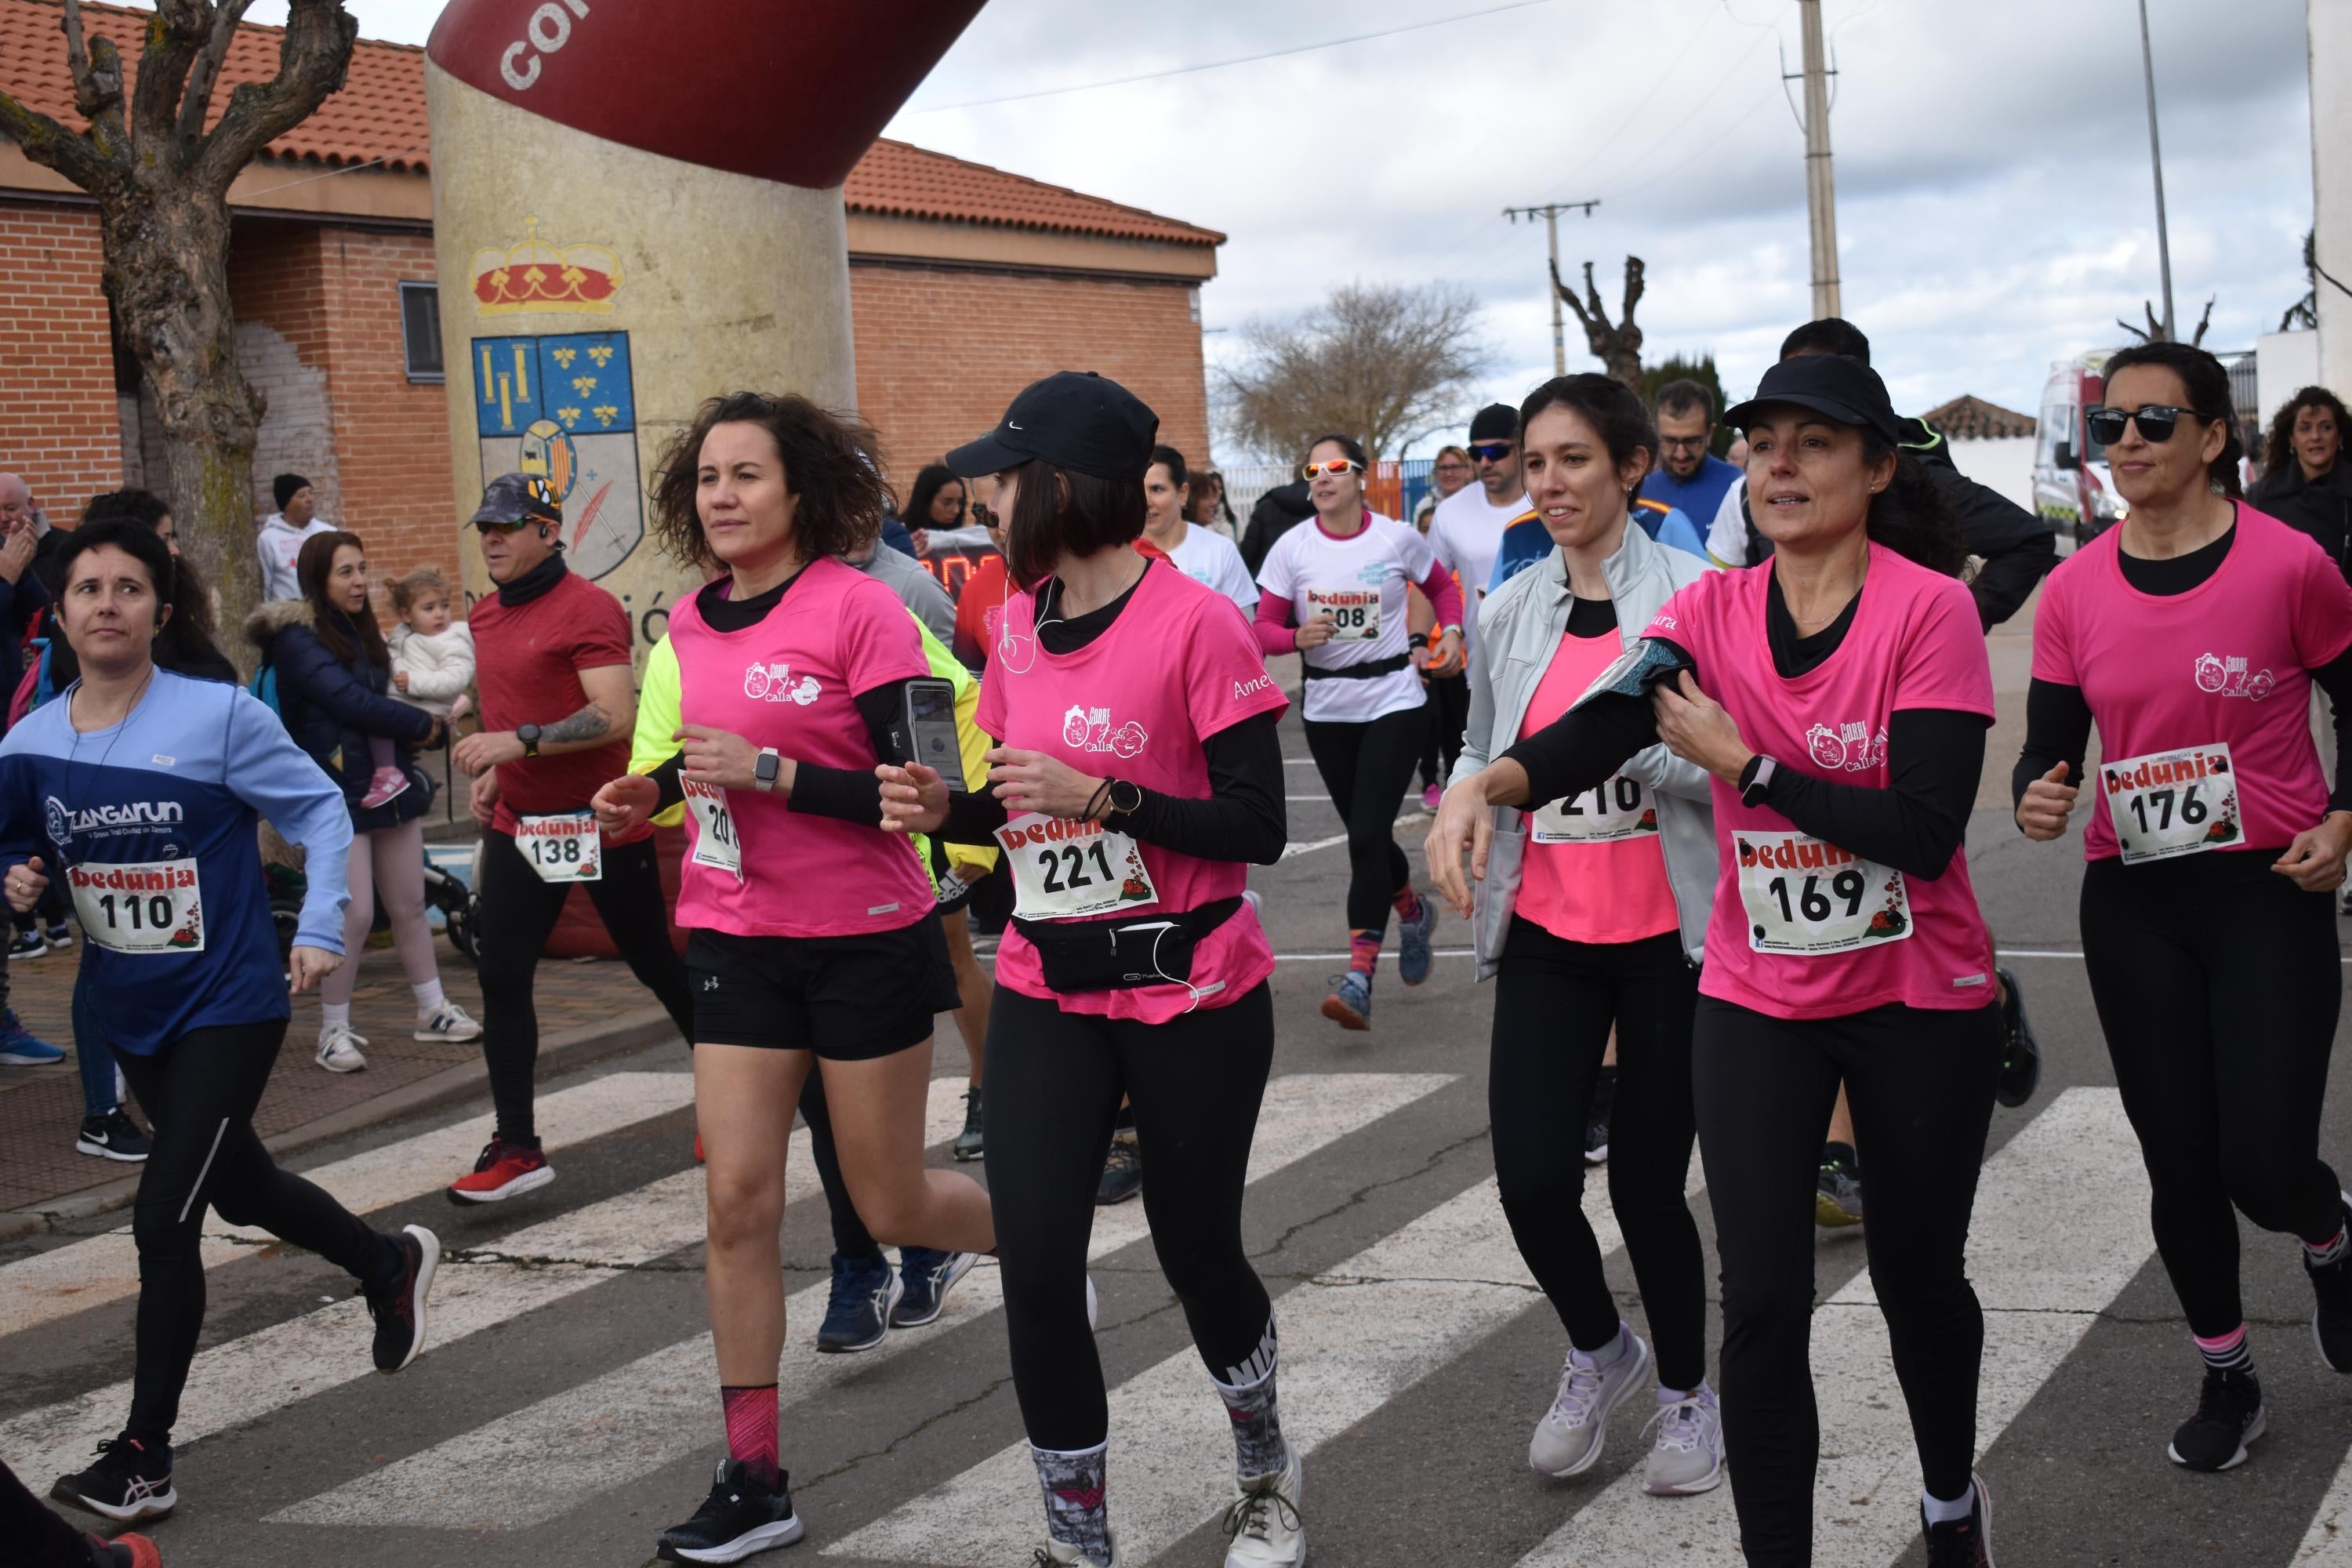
[245,598,433,833]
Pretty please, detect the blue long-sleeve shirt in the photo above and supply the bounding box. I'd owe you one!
[0,670,351,1054]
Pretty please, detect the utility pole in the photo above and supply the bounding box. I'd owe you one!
[2136,0,2176,340]
[1791,0,1841,320]
[1504,200,1601,374]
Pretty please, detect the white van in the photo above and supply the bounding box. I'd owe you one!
[2032,350,2125,549]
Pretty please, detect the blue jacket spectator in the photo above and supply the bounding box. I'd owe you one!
[1488,498,1709,595]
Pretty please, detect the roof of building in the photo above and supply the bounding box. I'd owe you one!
[0,0,1221,245]
[1921,394,2036,441]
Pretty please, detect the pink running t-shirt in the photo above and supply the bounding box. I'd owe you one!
[1639,544,1996,1019]
[2031,503,2352,862]
[975,561,1290,1022]
[1515,626,1679,946]
[666,558,935,938]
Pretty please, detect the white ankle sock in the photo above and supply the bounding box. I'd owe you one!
[321,1004,352,1031]
[1921,1484,1974,1525]
[1577,1323,1632,1369]
[413,979,447,1018]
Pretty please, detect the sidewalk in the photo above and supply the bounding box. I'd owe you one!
[0,932,685,1229]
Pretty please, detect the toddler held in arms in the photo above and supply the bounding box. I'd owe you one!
[370,568,476,808]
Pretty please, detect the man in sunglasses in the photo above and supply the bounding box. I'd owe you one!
[1642,379,1744,528]
[1427,404,1530,612]
[445,473,699,1203]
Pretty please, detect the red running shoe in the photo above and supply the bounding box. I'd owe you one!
[90,1534,163,1567]
[447,1138,555,1204]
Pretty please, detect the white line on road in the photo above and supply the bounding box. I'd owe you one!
[1281,811,1428,860]
[270,1073,1457,1532]
[0,1071,697,1338]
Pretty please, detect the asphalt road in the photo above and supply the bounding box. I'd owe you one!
[8,635,2352,1567]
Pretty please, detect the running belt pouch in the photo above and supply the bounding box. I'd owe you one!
[1302,652,1414,682]
[1015,897,1242,991]
[1568,637,1690,710]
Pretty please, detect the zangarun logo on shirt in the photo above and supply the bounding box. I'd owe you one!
[45,796,184,847]
[2193,652,2275,702]
[1806,721,1887,772]
[743,662,820,705]
[1061,704,1147,757]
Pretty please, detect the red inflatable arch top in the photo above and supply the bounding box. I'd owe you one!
[426,0,988,190]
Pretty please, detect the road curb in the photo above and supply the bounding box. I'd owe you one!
[0,1004,682,1243]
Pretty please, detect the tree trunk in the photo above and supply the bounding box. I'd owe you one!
[99,187,264,672]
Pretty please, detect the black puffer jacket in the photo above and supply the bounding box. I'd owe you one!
[2250,461,2352,584]
[245,598,433,833]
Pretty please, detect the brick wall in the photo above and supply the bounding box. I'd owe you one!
[227,223,343,528]
[314,229,456,589]
[0,201,122,515]
[849,263,1212,492]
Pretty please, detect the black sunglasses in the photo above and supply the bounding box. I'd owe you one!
[971,503,997,528]
[1468,441,1515,463]
[2086,405,2212,446]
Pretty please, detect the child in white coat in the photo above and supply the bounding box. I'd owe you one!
[388,567,476,727]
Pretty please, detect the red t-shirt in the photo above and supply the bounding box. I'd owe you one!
[953,553,1010,674]
[469,568,644,842]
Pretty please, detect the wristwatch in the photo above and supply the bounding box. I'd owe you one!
[516,723,542,759]
[753,747,783,793]
[1105,779,1144,817]
[1738,755,1777,809]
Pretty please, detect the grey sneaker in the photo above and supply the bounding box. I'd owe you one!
[1816,1152,1864,1229]
[1320,969,1372,1031]
[953,1087,984,1163]
[1641,1384,1725,1494]
[1396,895,1436,985]
[1529,1326,1652,1477]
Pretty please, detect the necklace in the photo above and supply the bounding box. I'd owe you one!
[61,666,157,866]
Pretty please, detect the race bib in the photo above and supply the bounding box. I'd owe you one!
[683,779,742,881]
[2103,742,2240,864]
[1530,775,1657,844]
[994,812,1157,920]
[515,812,602,883]
[1736,831,1911,956]
[1305,586,1381,642]
[68,859,204,956]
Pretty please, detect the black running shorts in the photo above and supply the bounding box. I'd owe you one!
[686,916,960,1059]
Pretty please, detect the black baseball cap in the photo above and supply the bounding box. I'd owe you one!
[1723,354,1904,444]
[1468,403,1519,443]
[944,372,1160,483]
[470,471,563,528]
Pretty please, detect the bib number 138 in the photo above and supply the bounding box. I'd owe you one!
[516,812,603,884]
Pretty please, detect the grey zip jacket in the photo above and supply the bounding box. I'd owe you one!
[1447,521,1718,978]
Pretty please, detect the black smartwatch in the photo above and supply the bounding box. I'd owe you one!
[517,723,543,760]
[1738,754,1777,809]
[1105,779,1144,817]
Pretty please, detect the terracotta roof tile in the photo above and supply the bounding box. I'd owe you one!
[0,0,1221,245]
[1920,394,2036,441]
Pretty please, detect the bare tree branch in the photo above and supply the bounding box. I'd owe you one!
[60,2,131,162]
[1219,281,1492,463]
[1552,256,1646,387]
[177,0,257,153]
[192,0,356,192]
[0,85,120,194]
[129,0,204,158]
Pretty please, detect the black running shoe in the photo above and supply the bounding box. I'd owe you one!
[75,1109,152,1162]
[1582,1116,1610,1167]
[53,1436,176,1523]
[2310,1196,2352,1373]
[2168,1367,2266,1471]
[657,1461,803,1563]
[1815,1149,1865,1229]
[1096,1129,1142,1207]
[365,1224,439,1374]
[1992,967,2042,1109]
[815,1252,899,1353]
[891,1247,977,1329]
[1921,1472,1994,1566]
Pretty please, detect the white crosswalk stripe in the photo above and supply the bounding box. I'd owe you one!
[0,1070,697,1337]
[1514,1087,2154,1567]
[268,1073,1455,1531]
[0,1076,970,1488]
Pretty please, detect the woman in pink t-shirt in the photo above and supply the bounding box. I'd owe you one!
[880,372,1300,1568]
[2016,341,2352,1476]
[592,393,993,1564]
[1430,353,2002,1564]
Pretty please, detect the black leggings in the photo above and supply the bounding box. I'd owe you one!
[2080,851,2344,1338]
[1490,920,1706,1390]
[112,1020,395,1447]
[1303,706,1425,933]
[475,829,696,1141]
[985,982,1276,1450]
[1419,671,1471,790]
[3,1456,100,1567]
[1693,996,2000,1568]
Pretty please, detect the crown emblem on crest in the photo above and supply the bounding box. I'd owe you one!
[470,216,622,317]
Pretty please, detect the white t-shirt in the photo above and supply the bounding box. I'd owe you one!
[1425,484,1529,618]
[1163,522,1259,613]
[256,514,338,602]
[1707,477,1751,566]
[1256,511,1435,724]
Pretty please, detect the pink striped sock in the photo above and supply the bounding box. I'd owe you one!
[721,1383,780,1490]
[1348,930,1380,977]
[2192,1325,2252,1375]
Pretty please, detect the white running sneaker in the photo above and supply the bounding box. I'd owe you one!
[316,1022,369,1073]
[1642,1384,1725,1494]
[1036,1531,1119,1566]
[1530,1326,1653,1477]
[1223,1443,1305,1567]
[413,1001,482,1043]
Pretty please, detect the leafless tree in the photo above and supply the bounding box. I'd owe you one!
[1552,256,1646,389]
[2118,295,2215,347]
[0,1,360,659]
[1219,281,1492,463]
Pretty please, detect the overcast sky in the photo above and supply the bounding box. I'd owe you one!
[259,0,2319,459]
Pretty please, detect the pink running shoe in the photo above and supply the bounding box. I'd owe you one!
[361,767,411,810]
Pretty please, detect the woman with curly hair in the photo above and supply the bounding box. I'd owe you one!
[590,392,993,1564]
[2250,384,2352,583]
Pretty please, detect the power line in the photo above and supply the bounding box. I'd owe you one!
[1584,13,1784,198]
[904,0,1554,114]
[1541,0,1722,200]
